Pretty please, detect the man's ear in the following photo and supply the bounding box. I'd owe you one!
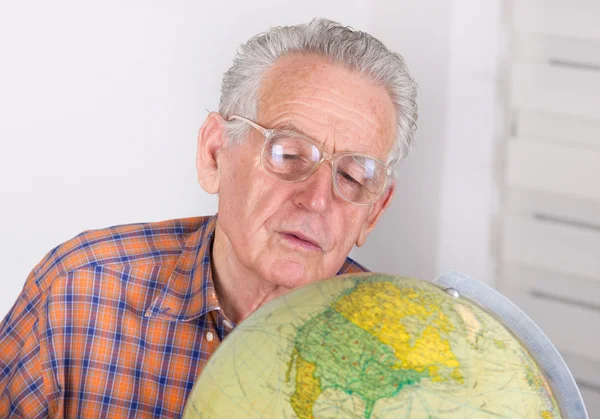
[355,181,396,247]
[197,112,228,194]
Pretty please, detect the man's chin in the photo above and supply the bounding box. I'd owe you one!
[268,259,313,290]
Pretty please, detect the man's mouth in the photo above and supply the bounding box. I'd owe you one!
[279,231,323,252]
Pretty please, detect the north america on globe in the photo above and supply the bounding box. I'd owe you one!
[184,273,561,418]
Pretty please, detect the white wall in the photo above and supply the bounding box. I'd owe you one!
[0,0,500,318]
[351,0,501,285]
[350,0,452,280]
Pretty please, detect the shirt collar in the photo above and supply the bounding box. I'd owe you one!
[144,214,220,321]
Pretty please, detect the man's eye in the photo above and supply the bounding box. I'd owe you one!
[283,153,301,160]
[272,145,305,163]
[339,171,362,186]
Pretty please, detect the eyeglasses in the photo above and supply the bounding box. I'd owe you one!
[228,115,393,205]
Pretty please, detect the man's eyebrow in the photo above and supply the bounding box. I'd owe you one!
[271,122,312,138]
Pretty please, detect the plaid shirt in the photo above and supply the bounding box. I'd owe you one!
[0,214,368,418]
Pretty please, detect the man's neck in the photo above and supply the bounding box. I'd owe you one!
[211,221,289,325]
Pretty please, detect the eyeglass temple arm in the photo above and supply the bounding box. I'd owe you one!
[228,115,267,135]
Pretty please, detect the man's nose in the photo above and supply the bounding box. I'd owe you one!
[292,163,334,213]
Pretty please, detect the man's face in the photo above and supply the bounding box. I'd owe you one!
[214,54,396,289]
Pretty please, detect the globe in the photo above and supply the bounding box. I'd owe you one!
[183,272,588,418]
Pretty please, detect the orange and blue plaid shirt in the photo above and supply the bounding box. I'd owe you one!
[0,214,368,418]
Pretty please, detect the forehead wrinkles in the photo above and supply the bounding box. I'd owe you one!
[285,85,379,125]
[262,72,387,124]
[268,97,375,138]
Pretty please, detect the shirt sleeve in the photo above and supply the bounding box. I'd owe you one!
[0,268,53,418]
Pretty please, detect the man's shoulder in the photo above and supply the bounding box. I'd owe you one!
[338,256,370,275]
[33,216,213,291]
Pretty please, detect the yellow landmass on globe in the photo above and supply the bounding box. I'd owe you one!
[289,350,321,419]
[334,282,462,382]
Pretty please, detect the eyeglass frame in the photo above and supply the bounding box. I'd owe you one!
[228,115,394,206]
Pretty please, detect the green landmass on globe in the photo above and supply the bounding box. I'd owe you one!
[184,273,563,418]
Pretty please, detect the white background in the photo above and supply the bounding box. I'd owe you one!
[0,0,501,318]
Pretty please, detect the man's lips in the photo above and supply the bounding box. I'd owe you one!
[279,231,324,252]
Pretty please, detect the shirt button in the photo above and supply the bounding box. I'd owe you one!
[223,320,233,329]
[206,332,214,342]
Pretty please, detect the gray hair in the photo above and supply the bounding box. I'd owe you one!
[219,18,418,166]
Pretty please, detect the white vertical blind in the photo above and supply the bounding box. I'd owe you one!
[501,1,600,415]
